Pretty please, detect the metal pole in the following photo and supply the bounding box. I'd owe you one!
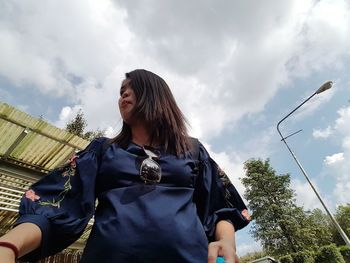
[277,82,350,247]
[280,135,350,246]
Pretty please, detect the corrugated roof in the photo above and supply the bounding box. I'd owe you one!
[0,171,93,248]
[0,101,94,250]
[0,102,90,173]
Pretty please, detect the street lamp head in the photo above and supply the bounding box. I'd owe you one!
[316,80,333,94]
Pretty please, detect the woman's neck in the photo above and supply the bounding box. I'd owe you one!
[130,122,151,147]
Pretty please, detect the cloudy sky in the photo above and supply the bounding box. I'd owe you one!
[1,0,350,255]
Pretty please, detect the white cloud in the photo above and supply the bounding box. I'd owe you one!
[319,105,350,206]
[2,0,350,141]
[240,126,278,159]
[335,106,350,134]
[0,26,73,95]
[288,0,350,77]
[54,105,82,128]
[313,126,333,139]
[343,137,350,150]
[335,175,350,204]
[0,0,133,95]
[291,179,323,210]
[324,152,345,165]
[334,180,350,204]
[104,126,116,138]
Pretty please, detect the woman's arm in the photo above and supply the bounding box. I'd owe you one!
[208,220,239,263]
[0,223,42,262]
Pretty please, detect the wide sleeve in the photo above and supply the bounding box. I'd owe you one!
[193,142,251,241]
[14,138,104,261]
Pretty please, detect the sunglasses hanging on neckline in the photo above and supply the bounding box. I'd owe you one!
[139,146,162,184]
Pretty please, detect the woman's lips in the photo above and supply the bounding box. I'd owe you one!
[121,100,132,107]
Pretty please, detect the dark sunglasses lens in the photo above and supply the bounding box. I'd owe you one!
[140,158,161,183]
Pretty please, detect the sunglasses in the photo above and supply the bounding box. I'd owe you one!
[139,146,162,184]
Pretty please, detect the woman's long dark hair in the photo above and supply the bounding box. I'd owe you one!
[111,69,191,156]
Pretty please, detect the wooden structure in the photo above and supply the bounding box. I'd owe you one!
[0,102,91,262]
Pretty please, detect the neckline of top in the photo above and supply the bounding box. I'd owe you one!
[130,141,161,149]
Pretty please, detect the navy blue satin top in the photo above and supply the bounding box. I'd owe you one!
[16,138,250,263]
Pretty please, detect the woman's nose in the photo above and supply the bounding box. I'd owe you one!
[122,90,129,98]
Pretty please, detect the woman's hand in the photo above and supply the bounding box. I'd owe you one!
[209,220,239,263]
[0,246,16,263]
[208,240,239,263]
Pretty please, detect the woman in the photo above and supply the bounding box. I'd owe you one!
[0,69,250,263]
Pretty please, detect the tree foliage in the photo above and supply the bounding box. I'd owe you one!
[315,244,345,263]
[280,254,293,263]
[331,204,350,246]
[292,250,315,263]
[338,245,350,263]
[241,159,333,256]
[303,208,333,247]
[65,110,105,140]
[239,251,267,263]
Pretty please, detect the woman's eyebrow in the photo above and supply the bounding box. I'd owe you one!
[120,84,127,92]
[120,81,130,90]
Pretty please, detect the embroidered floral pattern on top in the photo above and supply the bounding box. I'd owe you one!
[217,166,235,208]
[25,189,40,201]
[217,165,251,222]
[60,155,78,177]
[241,209,251,221]
[27,154,78,208]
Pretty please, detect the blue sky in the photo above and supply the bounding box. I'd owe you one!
[1,0,350,255]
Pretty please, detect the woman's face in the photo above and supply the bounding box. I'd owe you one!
[118,79,137,124]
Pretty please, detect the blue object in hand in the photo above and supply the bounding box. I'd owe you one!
[216,257,226,263]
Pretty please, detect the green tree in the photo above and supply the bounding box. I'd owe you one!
[241,159,333,256]
[331,204,350,246]
[315,244,345,263]
[65,110,105,140]
[303,208,333,247]
[239,251,266,263]
[280,254,293,263]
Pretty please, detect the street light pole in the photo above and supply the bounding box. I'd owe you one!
[277,81,350,247]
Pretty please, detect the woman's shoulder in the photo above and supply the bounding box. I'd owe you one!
[77,137,110,157]
[188,137,210,161]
